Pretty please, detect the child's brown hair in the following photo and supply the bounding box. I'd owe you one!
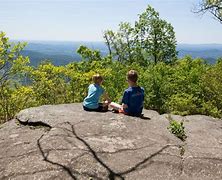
[127,70,138,83]
[92,74,103,84]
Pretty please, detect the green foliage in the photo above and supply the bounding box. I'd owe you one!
[166,93,197,116]
[136,6,177,64]
[167,116,187,141]
[0,32,31,123]
[1,27,222,124]
[164,57,208,115]
[140,62,173,113]
[200,60,222,117]
[0,85,37,123]
[104,5,177,65]
[137,57,222,118]
[30,63,68,105]
[77,45,103,62]
[0,32,29,85]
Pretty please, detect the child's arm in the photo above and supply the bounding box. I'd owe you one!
[121,91,129,110]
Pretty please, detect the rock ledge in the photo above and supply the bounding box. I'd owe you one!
[0,103,222,180]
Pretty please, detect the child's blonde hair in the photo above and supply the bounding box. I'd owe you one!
[92,74,103,84]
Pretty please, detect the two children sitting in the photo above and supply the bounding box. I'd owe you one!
[83,70,144,117]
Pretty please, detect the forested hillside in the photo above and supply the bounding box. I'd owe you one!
[19,42,222,66]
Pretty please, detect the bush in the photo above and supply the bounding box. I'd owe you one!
[200,60,222,118]
[167,117,187,141]
[0,85,36,123]
[165,93,197,116]
[140,62,173,113]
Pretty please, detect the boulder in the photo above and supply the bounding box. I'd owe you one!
[0,103,221,180]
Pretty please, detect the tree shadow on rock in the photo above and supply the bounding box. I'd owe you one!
[68,122,173,179]
[37,122,176,180]
[37,134,104,180]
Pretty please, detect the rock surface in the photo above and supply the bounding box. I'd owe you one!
[0,103,221,180]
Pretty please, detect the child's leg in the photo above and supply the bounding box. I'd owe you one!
[83,106,94,111]
[109,102,126,114]
[96,103,108,112]
[109,102,122,110]
[83,104,107,112]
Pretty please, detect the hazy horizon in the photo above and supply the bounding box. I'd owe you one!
[10,39,222,45]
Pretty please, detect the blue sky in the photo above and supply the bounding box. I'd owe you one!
[0,0,221,44]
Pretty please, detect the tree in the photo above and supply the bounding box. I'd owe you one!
[103,5,177,65]
[0,32,31,121]
[104,22,135,64]
[77,45,102,62]
[195,0,222,23]
[0,32,29,86]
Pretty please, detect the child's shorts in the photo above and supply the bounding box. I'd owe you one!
[83,103,108,112]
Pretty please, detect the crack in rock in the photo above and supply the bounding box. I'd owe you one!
[16,117,52,129]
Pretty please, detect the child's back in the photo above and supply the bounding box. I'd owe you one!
[122,86,144,117]
[121,70,144,117]
[83,74,110,112]
[83,83,104,109]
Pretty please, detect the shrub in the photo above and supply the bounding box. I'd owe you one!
[167,117,187,141]
[200,60,222,118]
[165,93,197,116]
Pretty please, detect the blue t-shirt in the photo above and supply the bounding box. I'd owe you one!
[122,86,144,116]
[83,84,104,109]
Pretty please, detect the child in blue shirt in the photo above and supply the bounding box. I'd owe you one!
[83,74,110,112]
[122,70,144,117]
[118,70,144,117]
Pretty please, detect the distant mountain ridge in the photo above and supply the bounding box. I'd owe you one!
[14,40,222,66]
[178,44,222,64]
